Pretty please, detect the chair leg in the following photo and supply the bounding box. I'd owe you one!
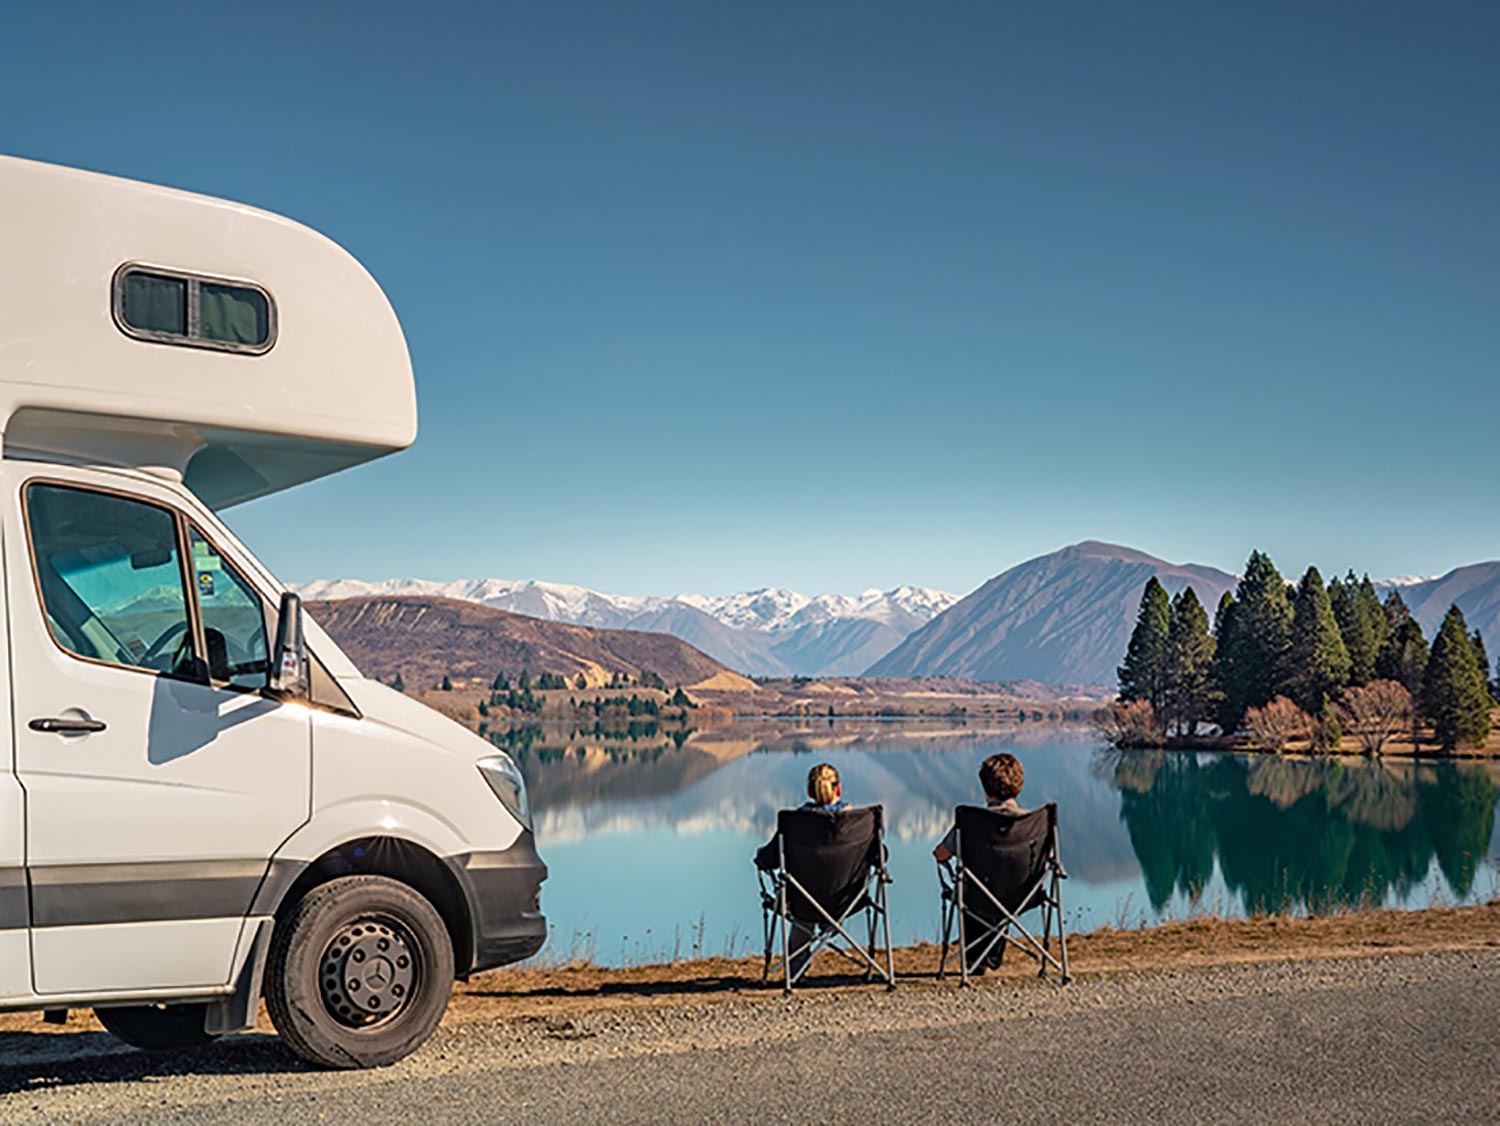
[1056,876,1072,985]
[780,889,792,996]
[957,881,970,988]
[938,896,952,981]
[1040,901,1052,979]
[881,883,895,990]
[864,910,875,983]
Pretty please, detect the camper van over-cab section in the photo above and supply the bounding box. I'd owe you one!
[0,156,546,1069]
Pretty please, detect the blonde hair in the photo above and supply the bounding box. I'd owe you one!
[807,763,840,806]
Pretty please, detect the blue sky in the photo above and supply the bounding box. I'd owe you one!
[3,2,1496,596]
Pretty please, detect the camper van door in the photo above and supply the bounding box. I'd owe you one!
[0,599,24,1000]
[5,464,312,995]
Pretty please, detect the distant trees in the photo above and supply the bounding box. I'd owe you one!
[1423,606,1491,751]
[391,671,405,693]
[1115,549,1497,754]
[1216,551,1292,732]
[1285,567,1349,715]
[1163,588,1217,737]
[1328,572,1386,687]
[440,674,453,691]
[1118,578,1171,716]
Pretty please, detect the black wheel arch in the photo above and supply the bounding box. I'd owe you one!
[262,837,477,976]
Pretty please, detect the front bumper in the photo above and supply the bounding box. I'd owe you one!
[446,830,548,974]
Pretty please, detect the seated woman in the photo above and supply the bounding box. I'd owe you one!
[755,762,845,870]
[754,762,849,978]
[933,752,1027,863]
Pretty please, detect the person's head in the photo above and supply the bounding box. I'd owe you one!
[979,753,1024,804]
[807,762,841,806]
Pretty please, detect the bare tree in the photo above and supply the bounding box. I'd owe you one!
[1092,700,1164,748]
[1337,679,1413,756]
[1245,696,1310,753]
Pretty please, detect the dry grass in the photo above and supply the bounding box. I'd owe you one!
[7,903,1496,1038]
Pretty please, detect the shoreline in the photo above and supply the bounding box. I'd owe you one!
[4,903,1495,1036]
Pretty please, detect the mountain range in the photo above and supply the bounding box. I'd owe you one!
[293,578,957,677]
[298,544,1500,688]
[306,596,746,691]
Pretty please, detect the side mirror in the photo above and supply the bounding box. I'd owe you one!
[269,591,308,696]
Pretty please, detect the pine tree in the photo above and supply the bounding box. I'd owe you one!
[575,673,587,690]
[1378,616,1428,692]
[1330,571,1378,686]
[1118,578,1171,718]
[1285,566,1351,713]
[518,669,531,692]
[1422,605,1491,751]
[440,674,453,691]
[492,671,510,691]
[1164,587,1216,737]
[1357,576,1390,669]
[1212,591,1241,733]
[1471,631,1494,706]
[1382,589,1411,632]
[1220,551,1293,731]
[392,671,406,693]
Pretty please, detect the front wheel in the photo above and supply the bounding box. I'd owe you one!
[265,875,454,1069]
[96,1003,218,1051]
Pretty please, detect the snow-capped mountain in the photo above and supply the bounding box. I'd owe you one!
[291,577,959,678]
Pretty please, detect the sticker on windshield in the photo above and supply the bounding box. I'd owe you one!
[198,571,215,598]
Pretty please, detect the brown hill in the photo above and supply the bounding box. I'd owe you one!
[308,596,737,690]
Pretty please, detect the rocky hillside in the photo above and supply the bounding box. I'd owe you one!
[307,596,741,690]
[869,542,1238,685]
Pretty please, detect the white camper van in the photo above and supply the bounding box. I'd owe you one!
[0,156,546,1068]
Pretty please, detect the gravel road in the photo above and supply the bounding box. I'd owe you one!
[3,951,1498,1123]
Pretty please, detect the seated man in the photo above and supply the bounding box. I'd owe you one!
[933,752,1027,863]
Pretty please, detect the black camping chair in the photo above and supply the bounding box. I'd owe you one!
[757,806,895,993]
[937,803,1071,986]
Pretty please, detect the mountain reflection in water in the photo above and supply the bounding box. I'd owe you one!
[496,720,1500,966]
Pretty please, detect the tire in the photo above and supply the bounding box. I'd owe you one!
[96,1003,218,1051]
[265,875,454,1069]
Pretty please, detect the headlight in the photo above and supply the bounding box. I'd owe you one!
[477,754,531,830]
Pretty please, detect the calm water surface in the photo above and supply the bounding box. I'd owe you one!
[503,719,1500,966]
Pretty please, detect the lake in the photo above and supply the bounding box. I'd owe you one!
[498,719,1500,967]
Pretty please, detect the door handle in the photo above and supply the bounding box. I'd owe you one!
[29,717,107,734]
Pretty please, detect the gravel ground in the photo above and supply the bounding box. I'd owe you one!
[2,951,1498,1123]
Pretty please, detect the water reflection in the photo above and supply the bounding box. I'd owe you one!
[503,720,1500,966]
[1101,750,1500,914]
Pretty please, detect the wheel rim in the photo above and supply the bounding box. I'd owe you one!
[318,915,419,1028]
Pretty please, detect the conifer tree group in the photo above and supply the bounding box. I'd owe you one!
[1118,550,1496,752]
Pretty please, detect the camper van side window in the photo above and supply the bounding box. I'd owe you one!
[122,272,187,337]
[25,484,198,678]
[189,526,270,691]
[113,266,275,354]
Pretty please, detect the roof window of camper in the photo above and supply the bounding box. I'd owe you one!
[115,266,274,353]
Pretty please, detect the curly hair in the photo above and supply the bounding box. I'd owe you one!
[807,762,840,806]
[979,753,1024,803]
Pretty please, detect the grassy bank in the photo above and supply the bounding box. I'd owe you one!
[8,904,1493,1038]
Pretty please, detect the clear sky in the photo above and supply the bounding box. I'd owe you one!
[3,2,1496,597]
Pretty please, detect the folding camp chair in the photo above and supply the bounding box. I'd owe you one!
[937,803,1071,986]
[757,805,895,994]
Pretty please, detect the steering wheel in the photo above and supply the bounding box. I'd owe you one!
[139,620,193,672]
